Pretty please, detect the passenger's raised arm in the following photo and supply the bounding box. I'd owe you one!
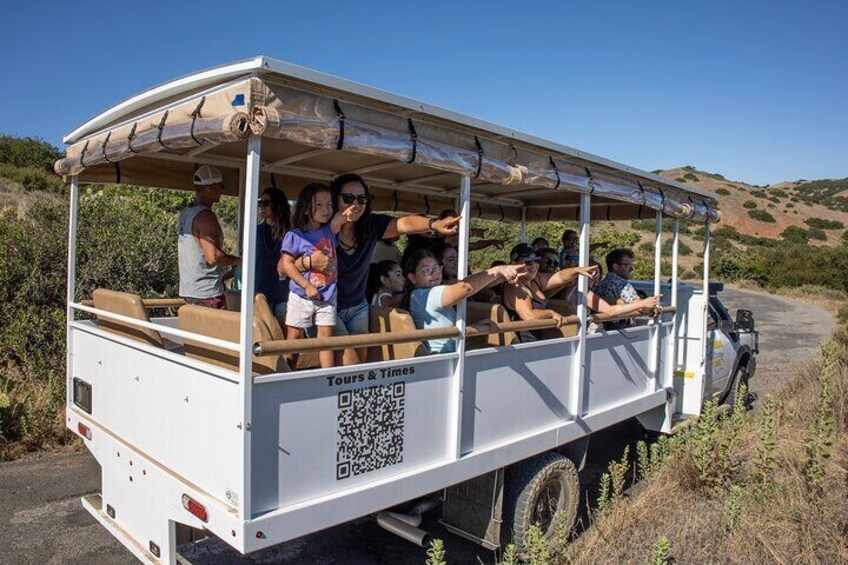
[538,264,598,293]
[383,213,461,239]
[440,264,527,308]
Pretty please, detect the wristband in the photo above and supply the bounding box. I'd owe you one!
[428,217,437,233]
[306,255,312,271]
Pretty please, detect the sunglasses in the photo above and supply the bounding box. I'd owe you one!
[416,265,443,276]
[340,193,369,205]
[258,199,272,208]
[521,258,541,265]
[564,255,579,262]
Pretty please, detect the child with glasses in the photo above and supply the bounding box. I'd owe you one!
[401,249,528,354]
[280,182,355,368]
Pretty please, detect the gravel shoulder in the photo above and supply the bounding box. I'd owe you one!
[0,288,836,564]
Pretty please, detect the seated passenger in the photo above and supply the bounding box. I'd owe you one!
[596,248,642,329]
[438,246,459,285]
[531,237,550,252]
[558,229,579,266]
[367,260,405,307]
[540,247,559,274]
[561,256,658,330]
[502,243,598,341]
[403,250,527,354]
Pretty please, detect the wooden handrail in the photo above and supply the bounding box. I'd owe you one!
[254,326,461,356]
[465,316,579,336]
[81,298,186,309]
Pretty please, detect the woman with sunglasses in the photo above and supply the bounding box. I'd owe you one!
[502,243,598,341]
[255,187,292,325]
[402,249,528,354]
[318,174,461,365]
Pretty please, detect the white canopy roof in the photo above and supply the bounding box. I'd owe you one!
[57,56,719,223]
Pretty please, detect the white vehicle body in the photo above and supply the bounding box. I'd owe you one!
[58,57,734,563]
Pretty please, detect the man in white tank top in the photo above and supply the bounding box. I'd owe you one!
[177,165,242,309]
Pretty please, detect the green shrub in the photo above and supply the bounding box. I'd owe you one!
[747,209,776,223]
[805,217,844,230]
[743,200,757,209]
[808,228,827,241]
[675,177,687,183]
[715,188,730,196]
[0,186,185,456]
[781,226,809,244]
[0,163,65,194]
[750,189,768,199]
[683,173,699,182]
[0,135,63,173]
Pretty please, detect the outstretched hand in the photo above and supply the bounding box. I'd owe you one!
[498,263,530,285]
[577,265,600,282]
[431,215,461,235]
[640,294,661,310]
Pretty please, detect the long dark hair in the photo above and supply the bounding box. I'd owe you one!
[330,173,373,246]
[400,249,438,310]
[291,182,333,231]
[262,187,291,240]
[367,260,401,302]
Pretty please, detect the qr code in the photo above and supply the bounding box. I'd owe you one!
[336,381,405,480]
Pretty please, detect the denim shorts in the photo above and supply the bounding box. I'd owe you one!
[334,299,370,336]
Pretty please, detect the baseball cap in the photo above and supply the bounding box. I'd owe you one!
[509,243,540,263]
[192,165,223,186]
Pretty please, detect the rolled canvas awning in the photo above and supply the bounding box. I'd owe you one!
[56,58,720,223]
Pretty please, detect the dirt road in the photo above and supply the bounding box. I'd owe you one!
[0,288,835,564]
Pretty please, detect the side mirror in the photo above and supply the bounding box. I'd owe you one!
[735,309,754,332]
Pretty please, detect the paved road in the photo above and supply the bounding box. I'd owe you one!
[0,288,835,565]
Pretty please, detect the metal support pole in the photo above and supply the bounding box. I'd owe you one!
[237,135,262,520]
[237,166,247,255]
[700,220,711,368]
[66,176,80,410]
[449,176,471,459]
[568,193,591,419]
[667,219,680,389]
[649,210,663,391]
[519,207,527,243]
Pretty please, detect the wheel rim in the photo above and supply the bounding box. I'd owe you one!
[531,476,566,536]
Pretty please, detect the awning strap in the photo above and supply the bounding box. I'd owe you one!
[550,156,561,189]
[270,173,277,189]
[499,205,505,222]
[637,181,647,205]
[127,123,139,154]
[392,190,399,212]
[585,166,595,193]
[474,136,484,178]
[477,201,483,218]
[156,111,170,149]
[423,194,430,215]
[114,161,121,184]
[101,132,113,163]
[78,140,90,168]
[333,99,345,150]
[407,119,418,164]
[189,96,206,147]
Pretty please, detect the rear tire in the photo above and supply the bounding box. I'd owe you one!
[724,365,752,408]
[503,452,580,552]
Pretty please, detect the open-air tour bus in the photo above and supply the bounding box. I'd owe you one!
[58,56,726,563]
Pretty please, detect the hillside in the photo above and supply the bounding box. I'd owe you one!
[655,166,848,244]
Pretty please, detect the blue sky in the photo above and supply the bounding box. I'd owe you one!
[1,0,845,185]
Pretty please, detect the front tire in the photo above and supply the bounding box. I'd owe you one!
[503,452,580,552]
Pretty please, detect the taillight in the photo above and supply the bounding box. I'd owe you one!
[78,423,92,440]
[181,494,208,522]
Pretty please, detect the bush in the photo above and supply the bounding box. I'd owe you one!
[781,226,809,244]
[0,186,184,457]
[683,173,699,182]
[747,209,776,223]
[805,218,844,230]
[0,135,63,173]
[743,200,757,209]
[715,188,730,196]
[0,163,65,194]
[808,228,827,241]
[750,189,768,199]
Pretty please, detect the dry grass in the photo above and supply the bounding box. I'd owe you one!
[561,329,848,565]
